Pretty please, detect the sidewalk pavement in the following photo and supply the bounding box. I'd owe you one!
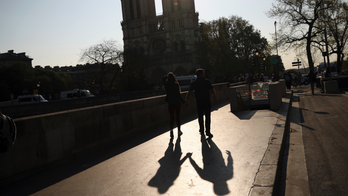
[0,93,292,196]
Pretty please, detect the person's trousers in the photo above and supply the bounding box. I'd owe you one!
[168,104,181,131]
[310,82,315,93]
[196,100,212,134]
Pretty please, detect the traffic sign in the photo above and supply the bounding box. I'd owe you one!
[271,57,278,64]
[292,61,301,66]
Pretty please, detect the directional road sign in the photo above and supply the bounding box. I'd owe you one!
[292,61,301,66]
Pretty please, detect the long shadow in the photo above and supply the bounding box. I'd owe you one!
[233,110,258,120]
[148,137,191,194]
[0,102,230,195]
[295,96,326,130]
[188,135,233,195]
[211,101,230,112]
[278,92,314,195]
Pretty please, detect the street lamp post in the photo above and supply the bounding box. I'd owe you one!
[274,21,279,80]
[261,55,266,74]
[274,21,278,56]
[37,82,41,102]
[255,51,260,74]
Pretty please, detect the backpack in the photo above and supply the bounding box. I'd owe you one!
[284,75,290,82]
[0,112,17,152]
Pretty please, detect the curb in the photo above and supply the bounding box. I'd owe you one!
[249,91,293,196]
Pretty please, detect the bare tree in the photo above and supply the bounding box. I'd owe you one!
[80,39,123,93]
[267,0,336,71]
[323,0,348,72]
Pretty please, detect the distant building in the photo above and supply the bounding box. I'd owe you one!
[50,64,101,94]
[0,50,33,68]
[120,0,200,84]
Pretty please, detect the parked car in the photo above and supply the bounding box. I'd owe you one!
[17,94,48,105]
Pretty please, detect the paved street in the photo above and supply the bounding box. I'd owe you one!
[285,85,348,196]
[0,100,286,196]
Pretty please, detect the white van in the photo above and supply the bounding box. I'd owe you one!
[60,89,94,100]
[175,75,197,90]
[17,94,48,105]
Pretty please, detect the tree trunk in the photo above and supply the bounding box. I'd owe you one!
[336,49,342,73]
[306,36,314,71]
[99,63,105,94]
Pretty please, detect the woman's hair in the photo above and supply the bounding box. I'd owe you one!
[167,72,181,92]
[167,72,176,82]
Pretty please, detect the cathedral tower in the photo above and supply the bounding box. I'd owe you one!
[120,0,199,84]
[162,0,196,14]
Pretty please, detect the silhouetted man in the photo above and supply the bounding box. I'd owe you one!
[185,68,216,138]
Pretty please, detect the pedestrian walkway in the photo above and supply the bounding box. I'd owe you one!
[0,97,291,196]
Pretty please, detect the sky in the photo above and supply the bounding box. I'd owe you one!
[0,0,299,70]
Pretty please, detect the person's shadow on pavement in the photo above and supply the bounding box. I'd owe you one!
[148,137,191,194]
[188,135,233,195]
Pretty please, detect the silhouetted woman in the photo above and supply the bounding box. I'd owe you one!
[162,72,185,138]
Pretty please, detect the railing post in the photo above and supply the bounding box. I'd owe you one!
[269,82,282,110]
[278,79,286,97]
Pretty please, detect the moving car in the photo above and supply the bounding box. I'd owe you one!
[17,94,48,105]
[175,75,197,90]
[60,89,94,100]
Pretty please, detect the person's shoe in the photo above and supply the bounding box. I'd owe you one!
[170,131,174,138]
[206,133,213,139]
[178,130,183,136]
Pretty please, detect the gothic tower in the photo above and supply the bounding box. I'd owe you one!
[120,0,199,84]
